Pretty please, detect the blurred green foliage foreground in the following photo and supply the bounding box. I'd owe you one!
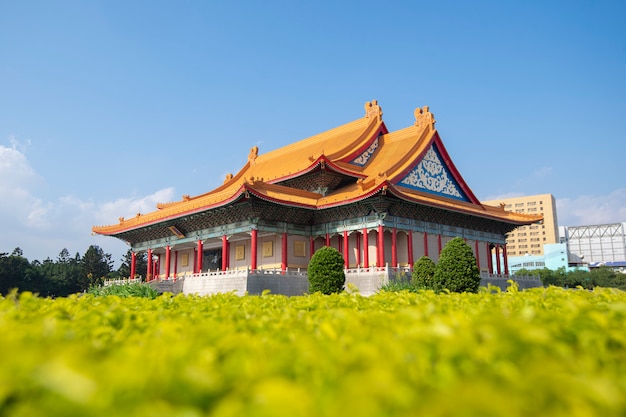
[1,286,625,417]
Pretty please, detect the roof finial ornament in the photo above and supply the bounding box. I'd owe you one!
[364,100,383,121]
[248,146,259,165]
[414,105,436,130]
[224,173,233,184]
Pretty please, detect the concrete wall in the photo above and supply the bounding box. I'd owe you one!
[148,269,543,297]
[247,272,309,296]
[182,271,248,295]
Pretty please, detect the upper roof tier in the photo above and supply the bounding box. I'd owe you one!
[93,100,542,236]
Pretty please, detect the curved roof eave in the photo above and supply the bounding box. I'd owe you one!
[385,183,542,225]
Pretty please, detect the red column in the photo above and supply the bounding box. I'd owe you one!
[503,245,509,275]
[155,255,160,279]
[281,232,288,272]
[423,232,429,257]
[362,228,369,268]
[337,235,342,253]
[325,233,330,247]
[196,240,203,273]
[251,229,258,270]
[407,231,414,267]
[377,225,385,267]
[174,250,178,278]
[343,230,349,267]
[130,251,136,279]
[391,228,398,267]
[355,231,361,267]
[147,249,152,281]
[221,235,228,271]
[438,234,442,255]
[495,245,502,275]
[486,243,493,274]
[310,236,315,259]
[475,240,480,270]
[165,246,171,279]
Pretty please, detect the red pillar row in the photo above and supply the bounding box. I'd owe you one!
[391,228,398,267]
[377,225,385,267]
[165,246,171,279]
[196,240,203,273]
[407,231,414,267]
[221,235,228,271]
[343,230,349,267]
[174,250,178,279]
[355,231,361,267]
[503,245,509,275]
[437,234,442,255]
[147,248,153,280]
[423,232,429,257]
[281,232,288,272]
[495,245,502,275]
[130,251,136,279]
[362,228,369,268]
[251,229,258,270]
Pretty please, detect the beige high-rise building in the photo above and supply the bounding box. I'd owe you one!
[483,194,558,256]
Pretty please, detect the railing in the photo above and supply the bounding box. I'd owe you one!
[480,271,542,281]
[103,277,142,286]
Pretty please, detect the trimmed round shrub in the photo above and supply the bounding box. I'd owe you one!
[308,246,346,294]
[433,237,480,293]
[411,256,436,289]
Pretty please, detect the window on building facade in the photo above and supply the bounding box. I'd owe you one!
[515,203,524,207]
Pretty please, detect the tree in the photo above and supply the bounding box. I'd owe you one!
[0,250,40,295]
[308,246,345,294]
[79,245,113,291]
[433,237,480,293]
[411,256,436,289]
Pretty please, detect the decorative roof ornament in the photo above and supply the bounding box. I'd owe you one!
[248,146,259,165]
[224,173,233,184]
[414,106,436,130]
[364,100,383,121]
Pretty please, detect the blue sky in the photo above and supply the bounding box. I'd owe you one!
[1,1,625,265]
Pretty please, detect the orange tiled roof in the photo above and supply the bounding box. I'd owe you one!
[93,101,542,235]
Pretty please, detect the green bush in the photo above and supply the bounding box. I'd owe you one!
[308,246,345,294]
[411,256,436,289]
[433,237,480,293]
[87,283,159,299]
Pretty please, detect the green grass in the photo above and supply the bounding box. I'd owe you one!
[0,286,625,416]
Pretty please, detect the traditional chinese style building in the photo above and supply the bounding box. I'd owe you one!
[93,101,543,295]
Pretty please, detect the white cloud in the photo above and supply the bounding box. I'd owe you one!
[0,139,177,263]
[556,189,626,227]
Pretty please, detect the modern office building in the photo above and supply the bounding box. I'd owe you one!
[483,194,558,256]
[560,222,626,267]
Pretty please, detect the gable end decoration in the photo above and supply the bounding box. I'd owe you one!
[396,144,469,202]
